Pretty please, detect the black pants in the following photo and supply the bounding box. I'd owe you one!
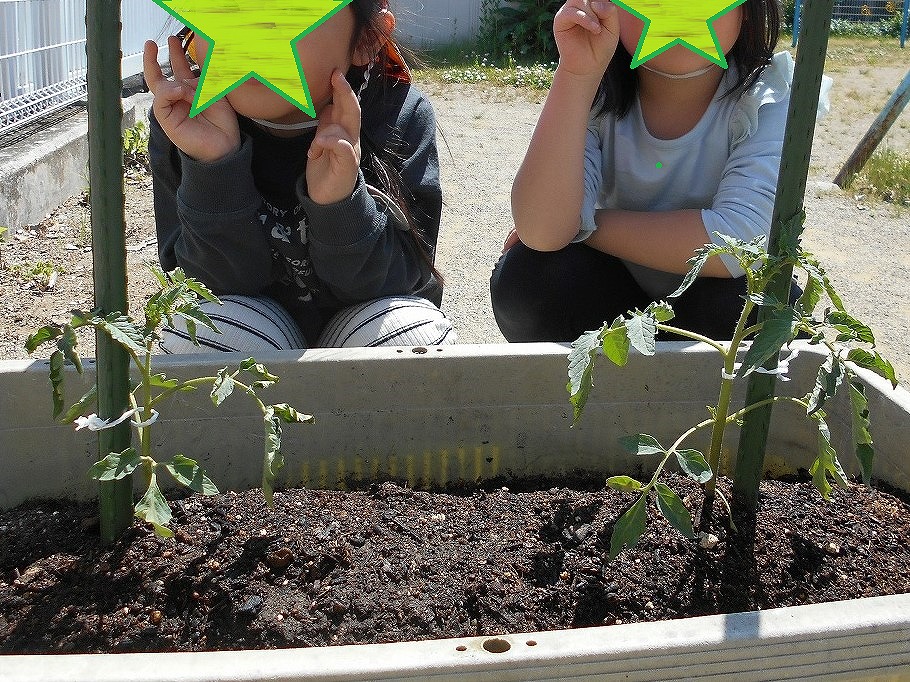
[490,242,790,343]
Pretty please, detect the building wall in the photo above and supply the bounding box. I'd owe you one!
[391,0,484,47]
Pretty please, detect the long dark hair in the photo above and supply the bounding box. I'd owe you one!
[594,0,781,119]
[349,0,443,284]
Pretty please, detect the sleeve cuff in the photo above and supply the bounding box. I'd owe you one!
[177,135,261,213]
[299,172,383,248]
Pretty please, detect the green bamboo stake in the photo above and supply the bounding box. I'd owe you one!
[733,0,835,513]
[86,0,133,542]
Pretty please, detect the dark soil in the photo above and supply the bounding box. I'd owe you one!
[1,473,909,654]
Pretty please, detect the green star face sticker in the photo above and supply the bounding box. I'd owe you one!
[152,0,354,117]
[611,0,747,69]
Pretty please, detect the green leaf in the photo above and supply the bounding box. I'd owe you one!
[149,264,170,289]
[798,253,845,312]
[211,367,235,406]
[796,275,823,316]
[748,292,784,308]
[827,311,875,344]
[807,353,844,415]
[654,483,695,539]
[601,323,630,367]
[49,350,66,419]
[135,473,174,538]
[262,407,284,506]
[57,324,82,374]
[668,243,728,299]
[149,373,179,390]
[182,275,220,305]
[849,380,874,485]
[846,349,898,388]
[739,308,798,376]
[609,496,647,561]
[97,312,146,354]
[89,447,141,481]
[648,301,675,323]
[567,326,605,425]
[25,325,62,353]
[810,414,848,500]
[619,434,665,456]
[270,403,314,424]
[164,454,219,495]
[59,385,98,424]
[175,307,220,339]
[675,448,712,484]
[607,475,644,492]
[625,311,657,357]
[240,358,280,388]
[776,210,806,258]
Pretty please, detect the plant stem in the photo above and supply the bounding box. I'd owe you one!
[656,324,727,355]
[704,300,754,501]
[149,376,218,409]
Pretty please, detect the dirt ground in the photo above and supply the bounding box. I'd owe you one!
[0,39,907,385]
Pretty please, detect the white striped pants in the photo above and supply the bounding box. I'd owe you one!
[159,295,457,354]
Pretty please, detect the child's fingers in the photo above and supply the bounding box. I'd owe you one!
[308,126,358,165]
[502,229,522,253]
[589,1,618,30]
[143,40,166,95]
[326,70,361,138]
[555,0,603,34]
[166,35,196,83]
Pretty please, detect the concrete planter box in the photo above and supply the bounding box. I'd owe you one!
[2,341,909,680]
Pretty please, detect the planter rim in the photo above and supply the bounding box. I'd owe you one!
[3,593,909,681]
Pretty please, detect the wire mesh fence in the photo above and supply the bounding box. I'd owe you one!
[0,0,171,136]
[790,0,910,46]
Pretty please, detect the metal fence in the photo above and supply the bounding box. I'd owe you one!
[792,0,910,46]
[0,0,173,135]
[0,0,480,137]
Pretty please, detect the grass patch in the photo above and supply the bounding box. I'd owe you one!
[413,35,903,91]
[848,148,910,206]
[414,48,555,91]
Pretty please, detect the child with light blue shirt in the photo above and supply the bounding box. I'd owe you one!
[491,0,830,342]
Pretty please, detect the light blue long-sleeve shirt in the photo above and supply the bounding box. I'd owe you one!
[578,51,832,299]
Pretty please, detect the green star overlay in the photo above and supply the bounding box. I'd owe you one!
[611,0,747,69]
[152,0,354,117]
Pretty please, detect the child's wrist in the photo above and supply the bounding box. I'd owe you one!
[553,64,604,91]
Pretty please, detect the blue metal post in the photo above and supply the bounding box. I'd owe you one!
[834,68,910,187]
[901,0,908,48]
[793,0,802,47]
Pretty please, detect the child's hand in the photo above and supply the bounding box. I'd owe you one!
[553,0,620,79]
[143,37,240,164]
[502,228,522,253]
[306,70,362,205]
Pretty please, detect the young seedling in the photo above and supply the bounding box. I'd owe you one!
[26,266,313,537]
[122,120,150,178]
[568,221,898,560]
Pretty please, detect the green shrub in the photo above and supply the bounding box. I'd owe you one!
[477,0,562,62]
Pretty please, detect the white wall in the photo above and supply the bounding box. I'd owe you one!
[392,0,484,47]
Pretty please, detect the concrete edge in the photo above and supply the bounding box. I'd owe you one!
[0,92,153,236]
[2,593,909,681]
[2,340,909,508]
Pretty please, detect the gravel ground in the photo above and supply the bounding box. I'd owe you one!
[1,51,908,385]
